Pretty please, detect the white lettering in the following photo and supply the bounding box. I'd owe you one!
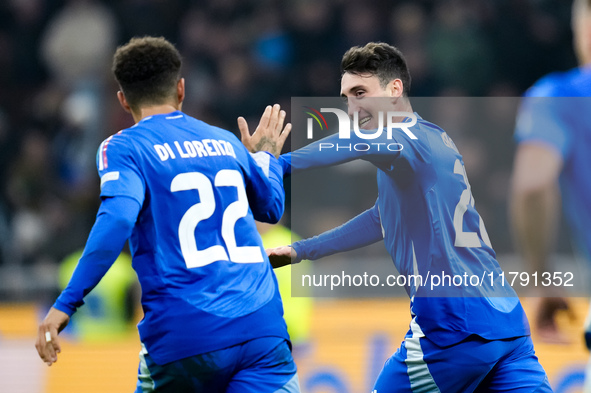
[154,139,238,161]
[313,109,418,141]
[203,139,217,156]
[317,143,404,152]
[223,141,236,158]
[183,141,197,157]
[321,108,351,139]
[387,112,418,140]
[154,144,169,161]
[164,143,176,159]
[211,140,224,155]
[192,141,207,157]
[352,111,382,140]
[387,143,404,152]
[175,141,190,158]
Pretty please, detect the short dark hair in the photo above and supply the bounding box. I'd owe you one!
[112,36,182,111]
[341,42,411,96]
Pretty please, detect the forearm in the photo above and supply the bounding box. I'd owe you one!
[53,196,140,316]
[249,151,285,223]
[292,203,384,262]
[511,183,560,274]
[510,143,563,275]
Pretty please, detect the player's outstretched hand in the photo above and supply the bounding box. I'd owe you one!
[531,296,575,344]
[267,245,297,269]
[35,307,70,366]
[238,104,291,158]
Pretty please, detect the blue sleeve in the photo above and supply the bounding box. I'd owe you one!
[514,96,573,160]
[289,112,427,172]
[244,151,285,223]
[97,133,146,206]
[278,153,291,176]
[291,200,384,262]
[523,72,565,98]
[290,132,401,172]
[53,196,140,316]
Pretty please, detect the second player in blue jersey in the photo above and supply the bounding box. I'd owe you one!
[36,37,300,393]
[511,0,591,389]
[269,42,553,392]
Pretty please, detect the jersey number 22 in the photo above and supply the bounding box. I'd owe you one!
[171,170,264,268]
[453,159,492,248]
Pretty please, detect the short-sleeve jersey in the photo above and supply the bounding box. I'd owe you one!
[514,67,591,262]
[96,111,289,364]
[291,114,529,346]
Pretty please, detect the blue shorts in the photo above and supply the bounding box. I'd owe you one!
[135,337,300,393]
[373,321,552,392]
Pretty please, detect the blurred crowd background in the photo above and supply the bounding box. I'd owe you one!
[0,0,579,301]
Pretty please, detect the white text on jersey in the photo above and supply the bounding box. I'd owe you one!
[154,139,237,161]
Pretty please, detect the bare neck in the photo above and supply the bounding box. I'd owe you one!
[132,103,181,123]
[398,97,413,113]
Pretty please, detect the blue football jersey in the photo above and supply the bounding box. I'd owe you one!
[63,111,289,364]
[515,67,591,262]
[291,114,529,346]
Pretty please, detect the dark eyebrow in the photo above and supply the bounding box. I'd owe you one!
[342,85,366,97]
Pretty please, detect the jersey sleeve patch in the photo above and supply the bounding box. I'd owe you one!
[100,171,120,188]
[250,151,271,177]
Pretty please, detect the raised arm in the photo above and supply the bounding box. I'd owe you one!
[245,150,286,224]
[289,131,399,172]
[267,200,384,268]
[238,104,292,223]
[238,104,291,158]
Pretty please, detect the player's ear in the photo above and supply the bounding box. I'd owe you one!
[117,91,132,114]
[388,79,404,97]
[177,78,185,105]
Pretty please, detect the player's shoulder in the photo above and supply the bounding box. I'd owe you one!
[415,115,464,160]
[99,127,139,155]
[526,67,591,97]
[199,122,252,162]
[179,113,244,146]
[96,128,138,171]
[416,115,445,134]
[204,122,242,145]
[416,115,454,148]
[100,128,129,148]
